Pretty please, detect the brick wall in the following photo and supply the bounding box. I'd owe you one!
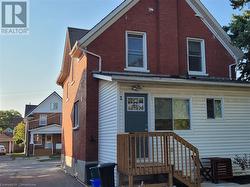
[28,113,61,130]
[62,55,88,161]
[62,0,236,163]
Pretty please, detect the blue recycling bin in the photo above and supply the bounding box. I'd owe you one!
[90,179,101,187]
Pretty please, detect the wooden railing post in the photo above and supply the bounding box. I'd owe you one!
[117,132,201,187]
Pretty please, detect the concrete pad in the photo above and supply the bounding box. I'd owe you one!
[202,182,250,187]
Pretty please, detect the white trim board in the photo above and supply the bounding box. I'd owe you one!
[93,73,250,88]
[29,124,62,134]
[77,0,243,61]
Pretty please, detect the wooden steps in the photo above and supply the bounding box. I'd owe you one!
[117,132,201,187]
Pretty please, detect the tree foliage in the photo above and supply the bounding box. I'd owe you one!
[224,1,250,80]
[230,0,250,9]
[13,122,25,144]
[0,110,23,129]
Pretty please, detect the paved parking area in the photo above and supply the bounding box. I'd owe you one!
[0,157,84,187]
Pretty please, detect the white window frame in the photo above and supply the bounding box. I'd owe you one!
[50,102,58,111]
[153,96,192,131]
[206,98,224,120]
[125,31,148,72]
[187,37,207,76]
[73,101,79,130]
[39,114,47,126]
[45,135,53,149]
[33,134,42,145]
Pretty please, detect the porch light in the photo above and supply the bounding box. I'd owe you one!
[131,85,142,91]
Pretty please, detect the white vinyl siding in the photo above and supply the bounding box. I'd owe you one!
[98,81,118,164]
[118,83,250,176]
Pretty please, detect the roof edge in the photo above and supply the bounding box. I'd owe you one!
[78,0,139,47]
[93,72,250,88]
[26,91,62,117]
[77,0,243,61]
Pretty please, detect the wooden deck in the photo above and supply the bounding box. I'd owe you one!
[117,132,201,187]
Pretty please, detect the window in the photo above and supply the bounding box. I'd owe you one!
[33,134,42,145]
[127,97,145,112]
[50,102,58,110]
[73,101,79,128]
[126,31,147,71]
[155,98,190,130]
[45,135,52,149]
[207,99,222,119]
[187,38,206,75]
[39,114,47,126]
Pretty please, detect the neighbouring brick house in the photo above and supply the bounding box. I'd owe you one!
[24,92,62,156]
[57,0,250,186]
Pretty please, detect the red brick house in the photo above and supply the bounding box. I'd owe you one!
[24,92,62,156]
[57,0,250,186]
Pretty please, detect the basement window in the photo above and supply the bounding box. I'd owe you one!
[125,31,148,72]
[207,99,223,119]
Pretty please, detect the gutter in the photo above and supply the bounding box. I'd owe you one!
[70,41,102,72]
[93,73,250,88]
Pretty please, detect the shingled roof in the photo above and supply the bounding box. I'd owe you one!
[67,27,89,49]
[24,105,37,117]
[0,133,12,142]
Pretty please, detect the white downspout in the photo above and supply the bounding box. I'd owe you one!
[229,55,239,80]
[80,48,102,72]
[70,41,102,72]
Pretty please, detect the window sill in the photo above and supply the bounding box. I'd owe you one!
[124,68,150,73]
[73,126,79,131]
[207,118,224,121]
[188,72,209,76]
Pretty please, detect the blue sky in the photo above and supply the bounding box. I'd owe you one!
[0,0,242,116]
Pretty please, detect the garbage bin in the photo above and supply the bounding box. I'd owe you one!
[90,166,101,187]
[85,163,98,185]
[98,163,116,187]
[90,179,101,187]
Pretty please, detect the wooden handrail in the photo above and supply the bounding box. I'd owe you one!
[117,132,201,187]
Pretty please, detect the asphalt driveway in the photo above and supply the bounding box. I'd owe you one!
[0,156,84,187]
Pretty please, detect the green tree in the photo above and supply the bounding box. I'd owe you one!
[224,1,250,80]
[230,0,250,9]
[13,122,25,145]
[0,110,23,129]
